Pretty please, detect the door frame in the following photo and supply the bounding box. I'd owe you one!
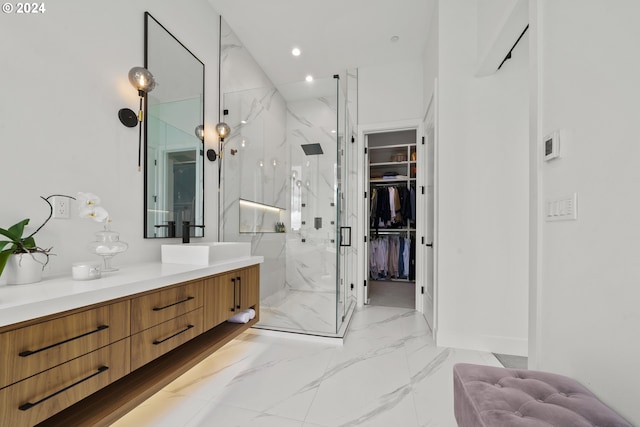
[422,84,439,339]
[357,119,423,309]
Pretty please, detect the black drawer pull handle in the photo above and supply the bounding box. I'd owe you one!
[236,276,242,309]
[152,325,194,345]
[231,277,237,311]
[18,366,109,411]
[152,296,195,311]
[19,325,109,357]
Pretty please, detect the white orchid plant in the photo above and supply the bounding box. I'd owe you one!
[0,194,75,277]
[77,192,110,223]
[0,192,114,279]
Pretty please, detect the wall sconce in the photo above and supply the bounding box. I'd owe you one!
[206,121,231,162]
[215,122,230,140]
[118,66,156,171]
[195,125,205,141]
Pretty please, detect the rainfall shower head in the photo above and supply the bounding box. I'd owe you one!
[301,143,324,155]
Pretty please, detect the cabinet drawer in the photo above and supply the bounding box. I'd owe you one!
[130,308,203,371]
[0,338,130,427]
[131,281,203,334]
[0,301,130,388]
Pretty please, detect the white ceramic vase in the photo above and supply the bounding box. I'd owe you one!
[4,252,46,285]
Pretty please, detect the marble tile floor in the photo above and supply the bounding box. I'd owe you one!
[367,280,415,309]
[259,289,352,336]
[493,353,528,370]
[112,306,502,427]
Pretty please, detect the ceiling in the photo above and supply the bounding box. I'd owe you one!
[207,0,436,86]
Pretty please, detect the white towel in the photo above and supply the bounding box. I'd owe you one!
[228,308,256,324]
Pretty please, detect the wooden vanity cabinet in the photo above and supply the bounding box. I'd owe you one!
[204,271,237,329]
[0,339,130,427]
[130,280,205,370]
[204,264,260,330]
[130,280,203,334]
[0,301,130,389]
[0,263,261,427]
[131,308,204,370]
[237,264,260,314]
[0,301,130,427]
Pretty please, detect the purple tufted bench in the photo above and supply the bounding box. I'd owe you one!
[453,363,632,426]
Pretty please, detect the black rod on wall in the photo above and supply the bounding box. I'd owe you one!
[497,24,529,71]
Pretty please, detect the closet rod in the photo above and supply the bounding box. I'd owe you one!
[371,229,416,235]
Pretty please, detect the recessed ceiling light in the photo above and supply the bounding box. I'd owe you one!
[291,47,301,56]
[305,75,313,82]
[390,35,400,43]
[331,130,336,134]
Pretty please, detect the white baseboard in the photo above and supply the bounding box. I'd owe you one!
[436,331,528,356]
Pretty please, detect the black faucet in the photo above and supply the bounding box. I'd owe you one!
[182,221,205,244]
[154,220,176,238]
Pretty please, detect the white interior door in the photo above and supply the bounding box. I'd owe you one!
[423,94,436,332]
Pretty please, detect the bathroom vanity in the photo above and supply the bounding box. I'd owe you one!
[0,257,262,427]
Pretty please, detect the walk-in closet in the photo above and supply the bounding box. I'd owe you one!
[366,129,419,309]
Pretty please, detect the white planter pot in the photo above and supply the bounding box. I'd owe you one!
[4,252,47,285]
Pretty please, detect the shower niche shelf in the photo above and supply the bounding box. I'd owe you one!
[239,198,286,233]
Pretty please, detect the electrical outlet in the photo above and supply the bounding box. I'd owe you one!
[52,196,70,219]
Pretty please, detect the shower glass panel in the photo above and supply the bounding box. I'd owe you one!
[221,76,355,336]
[219,18,356,337]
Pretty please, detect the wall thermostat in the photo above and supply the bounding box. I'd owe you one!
[544,131,560,161]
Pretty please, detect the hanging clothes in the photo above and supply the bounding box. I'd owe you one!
[370,184,411,229]
[409,235,416,281]
[374,187,391,229]
[369,234,415,281]
[410,185,416,223]
[388,235,400,278]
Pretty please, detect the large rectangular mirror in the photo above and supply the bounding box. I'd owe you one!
[144,12,205,238]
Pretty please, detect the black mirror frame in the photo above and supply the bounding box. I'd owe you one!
[143,12,206,239]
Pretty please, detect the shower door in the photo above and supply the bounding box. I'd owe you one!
[336,73,357,333]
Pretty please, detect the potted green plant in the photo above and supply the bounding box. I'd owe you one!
[0,194,74,285]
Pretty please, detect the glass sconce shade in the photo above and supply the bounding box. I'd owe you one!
[128,66,156,93]
[215,122,231,139]
[195,125,205,141]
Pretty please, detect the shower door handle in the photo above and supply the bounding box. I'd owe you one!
[339,227,351,247]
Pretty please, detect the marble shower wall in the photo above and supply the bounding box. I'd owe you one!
[219,20,288,302]
[285,94,339,296]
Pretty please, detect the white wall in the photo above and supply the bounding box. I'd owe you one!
[476,0,527,77]
[0,0,220,280]
[477,0,520,61]
[358,61,424,125]
[422,0,439,106]
[532,1,640,423]
[434,0,529,355]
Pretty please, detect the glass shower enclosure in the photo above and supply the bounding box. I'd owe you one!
[218,18,357,337]
[220,74,356,336]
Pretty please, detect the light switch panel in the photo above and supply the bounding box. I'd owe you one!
[545,193,577,221]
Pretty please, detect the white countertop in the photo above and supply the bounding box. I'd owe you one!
[0,256,263,328]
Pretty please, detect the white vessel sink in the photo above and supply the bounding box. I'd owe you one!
[161,242,251,265]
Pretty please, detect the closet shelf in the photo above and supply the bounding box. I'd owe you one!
[368,143,416,151]
[370,161,408,167]
[370,277,413,283]
[370,178,416,184]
